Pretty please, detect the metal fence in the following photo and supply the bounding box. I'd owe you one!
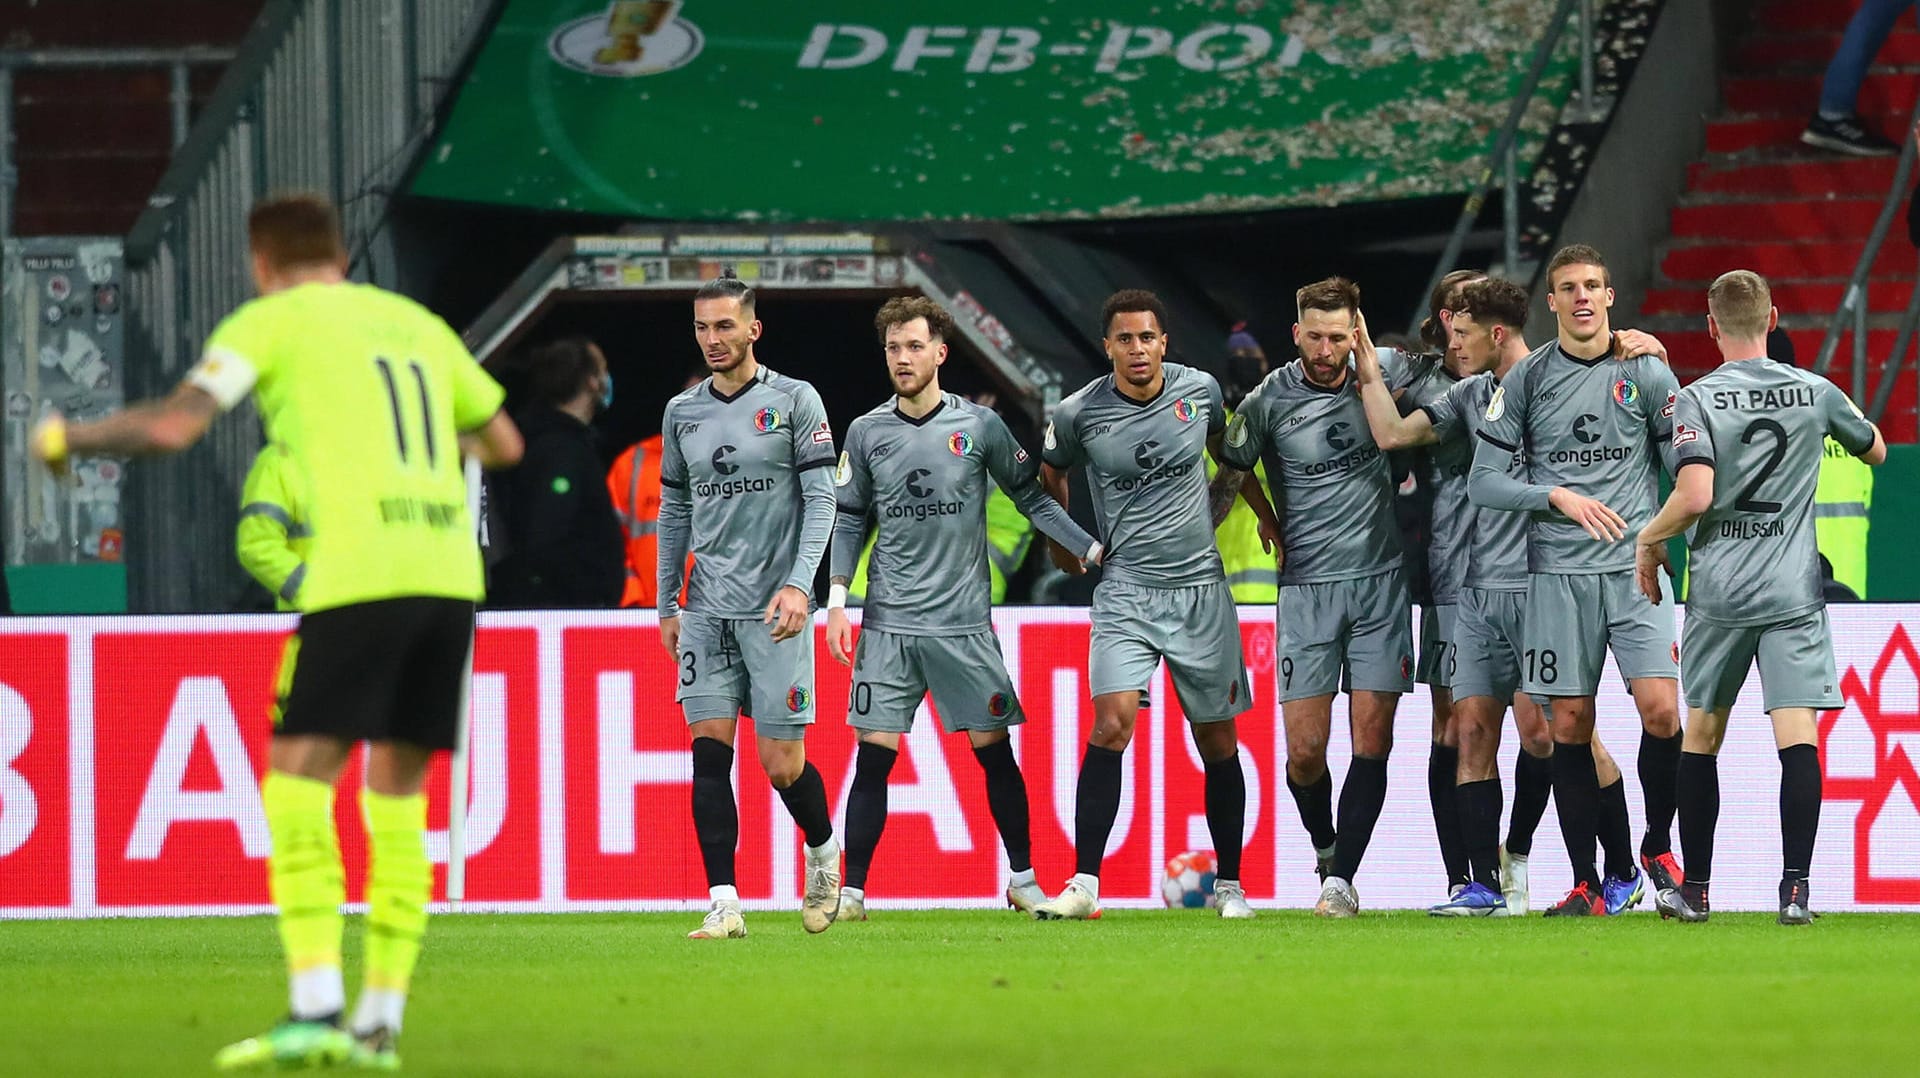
[121,0,497,611]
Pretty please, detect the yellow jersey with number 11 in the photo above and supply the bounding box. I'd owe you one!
[188,281,505,612]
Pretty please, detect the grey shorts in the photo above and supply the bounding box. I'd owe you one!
[1415,604,1458,689]
[1090,577,1251,724]
[1682,608,1840,714]
[848,628,1024,733]
[1522,570,1677,697]
[675,609,815,739]
[1452,587,1526,704]
[1276,568,1414,702]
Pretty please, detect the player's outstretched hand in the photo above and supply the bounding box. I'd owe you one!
[1613,329,1668,363]
[826,607,855,666]
[1548,487,1627,542]
[660,615,682,658]
[1635,539,1672,605]
[765,585,810,642]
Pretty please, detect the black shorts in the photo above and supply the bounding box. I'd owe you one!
[272,597,475,750]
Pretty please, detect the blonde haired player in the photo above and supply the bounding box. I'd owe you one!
[34,193,521,1069]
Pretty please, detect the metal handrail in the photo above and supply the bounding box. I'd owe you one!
[1411,0,1586,333]
[1811,95,1920,418]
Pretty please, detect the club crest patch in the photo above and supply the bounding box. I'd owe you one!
[987,692,1012,717]
[787,686,811,712]
[1173,397,1198,423]
[755,407,782,432]
[1613,377,1639,408]
[948,431,974,456]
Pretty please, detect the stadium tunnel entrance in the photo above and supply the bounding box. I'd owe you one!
[463,233,1105,458]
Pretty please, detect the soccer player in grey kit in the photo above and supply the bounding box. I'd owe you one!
[1636,270,1884,925]
[1218,277,1418,918]
[825,296,1102,919]
[657,277,842,940]
[1032,289,1280,921]
[1469,245,1686,917]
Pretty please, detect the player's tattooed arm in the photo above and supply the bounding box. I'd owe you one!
[36,383,221,473]
[1635,462,1713,604]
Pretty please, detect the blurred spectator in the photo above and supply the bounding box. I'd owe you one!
[1773,326,1875,597]
[488,337,624,608]
[607,366,705,608]
[235,443,313,611]
[1216,324,1277,603]
[1801,1,1914,156]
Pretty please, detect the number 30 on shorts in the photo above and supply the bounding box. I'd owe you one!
[1524,647,1558,685]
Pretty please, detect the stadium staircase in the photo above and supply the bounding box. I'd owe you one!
[1640,0,1918,440]
[4,1,258,236]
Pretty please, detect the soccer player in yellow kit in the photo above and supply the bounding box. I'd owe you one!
[32,194,522,1070]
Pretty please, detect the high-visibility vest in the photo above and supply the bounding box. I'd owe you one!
[1206,452,1277,603]
[236,444,313,611]
[607,435,687,609]
[849,484,1032,604]
[1817,436,1873,597]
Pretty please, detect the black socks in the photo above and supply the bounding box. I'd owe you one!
[1507,748,1553,858]
[1430,743,1468,888]
[1457,778,1503,890]
[1287,770,1337,852]
[1205,754,1247,881]
[1639,730,1683,859]
[1551,740,1601,889]
[1331,756,1390,883]
[973,739,1033,874]
[691,737,739,888]
[1074,744,1124,878]
[842,742,897,890]
[774,761,835,850]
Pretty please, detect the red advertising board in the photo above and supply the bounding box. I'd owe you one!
[3,607,1919,917]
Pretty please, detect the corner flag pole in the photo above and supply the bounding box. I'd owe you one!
[449,454,482,907]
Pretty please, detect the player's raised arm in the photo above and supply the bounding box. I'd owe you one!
[1351,312,1438,451]
[33,381,221,474]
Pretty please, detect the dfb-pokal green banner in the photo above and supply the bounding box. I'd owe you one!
[412,0,1578,222]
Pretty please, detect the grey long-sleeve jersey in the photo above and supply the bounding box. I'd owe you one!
[831,394,1094,634]
[657,365,836,619]
[1470,341,1679,574]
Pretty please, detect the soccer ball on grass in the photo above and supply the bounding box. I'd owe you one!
[1161,850,1218,909]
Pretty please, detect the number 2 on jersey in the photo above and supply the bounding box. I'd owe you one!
[1734,418,1787,514]
[375,357,439,469]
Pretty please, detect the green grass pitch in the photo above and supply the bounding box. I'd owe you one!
[4,909,1918,1075]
